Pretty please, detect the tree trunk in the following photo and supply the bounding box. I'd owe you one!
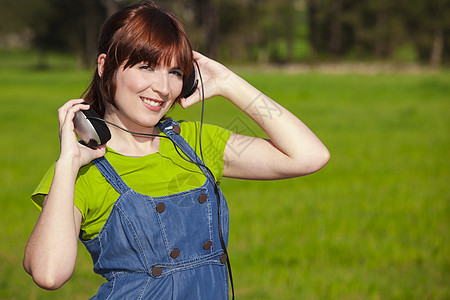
[203,0,220,59]
[329,0,342,57]
[306,0,319,58]
[374,1,388,58]
[82,0,98,68]
[430,28,444,68]
[284,0,295,62]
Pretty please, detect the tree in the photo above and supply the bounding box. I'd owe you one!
[1,0,449,66]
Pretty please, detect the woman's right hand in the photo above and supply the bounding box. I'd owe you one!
[23,99,96,289]
[57,99,106,170]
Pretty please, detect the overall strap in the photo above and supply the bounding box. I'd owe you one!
[157,119,213,181]
[159,119,234,299]
[93,156,130,195]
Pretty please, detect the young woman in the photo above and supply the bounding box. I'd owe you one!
[24,1,329,298]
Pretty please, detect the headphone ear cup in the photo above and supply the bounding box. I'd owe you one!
[74,103,111,148]
[181,64,198,98]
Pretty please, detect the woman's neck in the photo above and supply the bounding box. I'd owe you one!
[106,126,161,157]
[103,109,161,157]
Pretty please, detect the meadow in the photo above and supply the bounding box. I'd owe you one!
[0,50,448,299]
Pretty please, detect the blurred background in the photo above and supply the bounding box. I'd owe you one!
[1,0,449,68]
[0,0,449,299]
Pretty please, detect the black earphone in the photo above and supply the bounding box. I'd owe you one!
[73,61,235,299]
[181,65,199,99]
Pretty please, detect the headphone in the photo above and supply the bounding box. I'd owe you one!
[181,64,199,100]
[73,61,235,299]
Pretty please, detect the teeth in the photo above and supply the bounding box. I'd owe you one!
[141,97,162,107]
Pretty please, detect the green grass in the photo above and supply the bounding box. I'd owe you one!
[0,50,449,299]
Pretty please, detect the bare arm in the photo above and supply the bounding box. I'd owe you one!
[23,100,105,289]
[180,52,330,180]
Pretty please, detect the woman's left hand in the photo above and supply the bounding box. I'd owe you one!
[179,51,330,180]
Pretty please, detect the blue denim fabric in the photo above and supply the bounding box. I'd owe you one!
[81,119,230,299]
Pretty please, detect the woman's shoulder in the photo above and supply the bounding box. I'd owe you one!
[31,160,101,210]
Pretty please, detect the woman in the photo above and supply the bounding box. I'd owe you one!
[24,1,329,298]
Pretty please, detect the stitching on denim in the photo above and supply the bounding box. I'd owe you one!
[153,251,225,277]
[116,204,151,270]
[105,275,115,300]
[83,159,133,245]
[99,253,226,283]
[221,191,230,244]
[107,270,146,280]
[172,135,208,174]
[149,187,210,245]
[222,260,229,298]
[149,184,208,200]
[94,157,129,194]
[97,232,104,270]
[156,250,223,268]
[162,259,224,277]
[206,184,214,253]
[151,196,171,256]
[138,277,151,300]
[83,189,131,245]
[160,119,211,178]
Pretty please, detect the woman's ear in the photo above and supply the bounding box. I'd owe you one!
[97,54,107,77]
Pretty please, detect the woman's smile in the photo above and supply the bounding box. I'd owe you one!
[140,96,164,112]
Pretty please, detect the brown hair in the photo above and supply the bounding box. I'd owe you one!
[83,1,193,117]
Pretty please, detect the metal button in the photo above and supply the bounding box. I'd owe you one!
[172,125,181,135]
[151,266,162,277]
[220,253,228,264]
[198,193,207,204]
[170,248,180,259]
[203,241,212,250]
[156,202,165,213]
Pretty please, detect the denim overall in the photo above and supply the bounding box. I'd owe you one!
[81,119,230,299]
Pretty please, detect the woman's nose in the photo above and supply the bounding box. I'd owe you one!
[152,72,170,97]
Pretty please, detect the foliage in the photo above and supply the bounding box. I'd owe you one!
[0,0,449,66]
[0,50,448,299]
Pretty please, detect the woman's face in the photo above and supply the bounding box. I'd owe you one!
[107,57,184,131]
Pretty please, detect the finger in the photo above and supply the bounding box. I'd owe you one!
[58,98,86,113]
[58,99,86,127]
[192,51,204,60]
[193,51,210,66]
[92,144,107,158]
[179,89,201,109]
[59,102,89,142]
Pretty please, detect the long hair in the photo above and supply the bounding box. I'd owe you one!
[82,1,193,117]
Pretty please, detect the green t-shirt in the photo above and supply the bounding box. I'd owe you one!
[32,121,232,240]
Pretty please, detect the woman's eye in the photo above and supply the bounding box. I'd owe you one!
[170,70,183,77]
[139,65,154,71]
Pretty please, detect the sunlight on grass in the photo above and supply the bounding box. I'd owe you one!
[1,51,448,299]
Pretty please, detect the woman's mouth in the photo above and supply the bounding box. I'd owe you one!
[141,97,163,111]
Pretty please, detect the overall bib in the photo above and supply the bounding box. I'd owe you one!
[81,119,230,299]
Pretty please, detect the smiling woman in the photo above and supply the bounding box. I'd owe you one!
[101,56,183,138]
[23,1,329,299]
[84,1,193,118]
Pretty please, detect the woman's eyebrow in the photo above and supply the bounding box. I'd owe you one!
[170,66,183,72]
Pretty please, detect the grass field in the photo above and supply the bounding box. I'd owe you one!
[0,50,449,299]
